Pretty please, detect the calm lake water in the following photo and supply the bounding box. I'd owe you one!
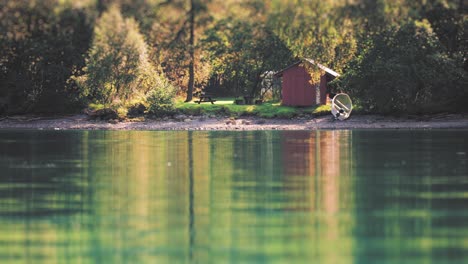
[0,130,467,264]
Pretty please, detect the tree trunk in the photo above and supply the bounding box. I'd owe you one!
[185,0,195,102]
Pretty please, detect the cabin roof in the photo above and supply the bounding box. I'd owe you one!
[275,58,340,77]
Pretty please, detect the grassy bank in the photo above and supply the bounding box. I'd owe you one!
[176,98,331,118]
[85,97,332,120]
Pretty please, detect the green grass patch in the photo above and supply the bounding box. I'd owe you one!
[176,98,332,118]
[88,103,106,111]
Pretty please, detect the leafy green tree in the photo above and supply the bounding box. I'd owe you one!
[1,0,466,115]
[267,0,357,73]
[0,0,94,114]
[422,1,466,69]
[335,20,468,114]
[95,0,159,33]
[77,5,164,104]
[203,18,294,96]
[148,0,212,102]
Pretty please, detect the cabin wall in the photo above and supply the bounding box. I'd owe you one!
[281,64,331,106]
[281,65,316,106]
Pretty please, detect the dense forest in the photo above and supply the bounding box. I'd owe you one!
[0,0,466,115]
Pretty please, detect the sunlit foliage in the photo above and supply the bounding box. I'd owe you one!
[75,5,170,105]
[0,0,466,115]
[335,20,468,114]
[203,18,294,96]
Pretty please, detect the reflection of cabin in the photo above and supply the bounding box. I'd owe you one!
[281,130,351,214]
[274,58,340,107]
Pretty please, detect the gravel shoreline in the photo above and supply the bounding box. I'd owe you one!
[1,114,467,131]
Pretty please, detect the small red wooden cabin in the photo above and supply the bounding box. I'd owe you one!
[275,58,340,107]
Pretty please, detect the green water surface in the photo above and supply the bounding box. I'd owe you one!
[0,130,467,264]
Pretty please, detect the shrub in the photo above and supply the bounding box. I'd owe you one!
[146,78,177,117]
[127,102,147,116]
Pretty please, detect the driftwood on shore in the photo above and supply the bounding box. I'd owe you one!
[84,108,119,121]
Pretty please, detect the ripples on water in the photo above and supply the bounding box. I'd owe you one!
[0,130,467,264]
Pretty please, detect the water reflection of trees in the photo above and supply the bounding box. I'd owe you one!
[352,130,468,264]
[1,130,358,264]
[0,131,89,263]
[205,130,355,263]
[80,130,356,264]
[0,131,87,218]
